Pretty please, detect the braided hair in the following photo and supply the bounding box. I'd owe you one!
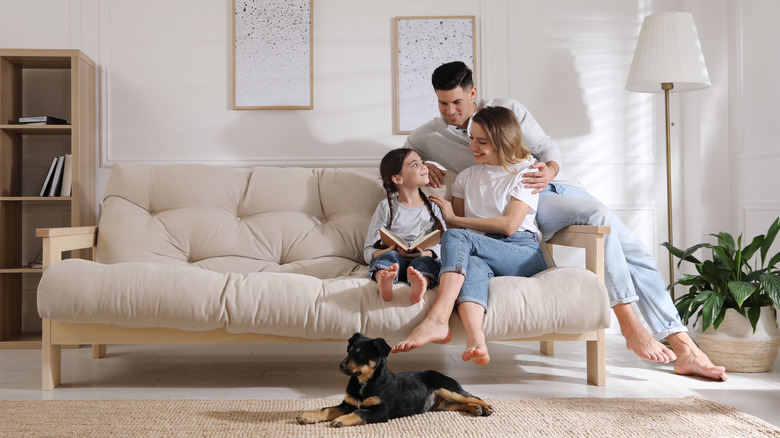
[373,148,445,249]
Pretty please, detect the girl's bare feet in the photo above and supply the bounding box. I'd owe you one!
[614,304,676,363]
[376,263,399,301]
[462,332,490,365]
[391,317,452,353]
[407,266,428,303]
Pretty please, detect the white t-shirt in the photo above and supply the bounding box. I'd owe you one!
[452,162,541,242]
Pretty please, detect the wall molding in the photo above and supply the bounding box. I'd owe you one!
[731,1,780,161]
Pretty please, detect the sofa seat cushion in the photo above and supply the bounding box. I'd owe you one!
[38,259,610,342]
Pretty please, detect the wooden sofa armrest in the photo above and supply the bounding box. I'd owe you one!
[546,225,611,280]
[36,226,98,270]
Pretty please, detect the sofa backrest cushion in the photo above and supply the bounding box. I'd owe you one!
[97,163,419,277]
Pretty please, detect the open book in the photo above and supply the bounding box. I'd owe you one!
[379,227,441,251]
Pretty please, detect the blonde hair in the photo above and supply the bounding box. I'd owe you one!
[471,106,532,172]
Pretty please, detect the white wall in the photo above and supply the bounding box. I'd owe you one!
[2,0,779,329]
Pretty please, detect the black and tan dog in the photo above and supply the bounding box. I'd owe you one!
[296,332,493,428]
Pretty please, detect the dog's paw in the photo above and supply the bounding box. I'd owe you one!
[330,419,346,428]
[296,413,316,425]
[469,403,494,417]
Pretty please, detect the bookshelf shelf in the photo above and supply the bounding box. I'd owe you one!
[0,197,73,202]
[0,49,96,349]
[0,125,72,135]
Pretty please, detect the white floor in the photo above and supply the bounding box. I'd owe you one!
[1,335,778,428]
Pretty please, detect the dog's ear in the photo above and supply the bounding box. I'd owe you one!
[348,332,363,347]
[373,338,391,358]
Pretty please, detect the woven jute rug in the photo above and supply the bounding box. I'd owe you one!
[1,395,778,437]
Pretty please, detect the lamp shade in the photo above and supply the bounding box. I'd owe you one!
[626,12,710,93]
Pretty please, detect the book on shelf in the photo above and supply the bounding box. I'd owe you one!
[59,154,72,197]
[47,155,65,196]
[37,155,66,197]
[379,227,441,251]
[38,157,59,196]
[18,115,68,125]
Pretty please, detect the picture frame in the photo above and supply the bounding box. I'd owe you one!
[233,0,314,109]
[394,16,476,134]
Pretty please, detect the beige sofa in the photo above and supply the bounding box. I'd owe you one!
[37,163,611,390]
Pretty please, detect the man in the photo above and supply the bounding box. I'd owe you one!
[395,61,726,381]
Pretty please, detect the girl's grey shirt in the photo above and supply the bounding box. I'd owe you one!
[363,197,447,264]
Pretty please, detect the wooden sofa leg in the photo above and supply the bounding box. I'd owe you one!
[42,319,61,390]
[586,330,606,386]
[540,341,554,355]
[92,344,106,359]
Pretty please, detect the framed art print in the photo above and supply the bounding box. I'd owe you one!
[233,0,313,109]
[394,16,476,134]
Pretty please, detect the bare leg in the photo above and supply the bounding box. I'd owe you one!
[458,301,490,365]
[375,263,399,302]
[667,332,727,381]
[391,272,462,353]
[407,266,429,304]
[613,303,675,363]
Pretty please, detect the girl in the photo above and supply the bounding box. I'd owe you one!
[392,106,547,365]
[364,148,447,303]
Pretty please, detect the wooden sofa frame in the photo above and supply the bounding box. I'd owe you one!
[37,224,610,390]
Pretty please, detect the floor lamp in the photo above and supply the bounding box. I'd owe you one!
[625,12,710,294]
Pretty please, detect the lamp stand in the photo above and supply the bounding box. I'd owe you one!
[662,82,674,296]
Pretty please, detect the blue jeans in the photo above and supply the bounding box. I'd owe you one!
[537,183,686,340]
[368,251,441,288]
[439,229,546,310]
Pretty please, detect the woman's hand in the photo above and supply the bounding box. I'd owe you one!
[428,195,454,222]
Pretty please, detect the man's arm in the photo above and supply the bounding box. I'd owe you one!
[504,99,562,193]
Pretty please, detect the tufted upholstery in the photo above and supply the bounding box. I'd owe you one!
[95,164,386,278]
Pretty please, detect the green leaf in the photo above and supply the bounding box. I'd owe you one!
[712,307,727,330]
[761,273,780,308]
[768,251,780,271]
[728,281,759,306]
[760,217,780,264]
[742,234,764,266]
[676,274,707,287]
[747,305,762,333]
[700,293,724,332]
[661,242,685,259]
[711,246,736,272]
[665,242,706,266]
[713,232,736,254]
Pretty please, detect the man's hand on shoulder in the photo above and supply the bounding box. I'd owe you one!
[425,162,446,188]
[523,161,558,194]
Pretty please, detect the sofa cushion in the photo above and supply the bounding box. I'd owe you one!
[96,163,389,277]
[37,259,610,342]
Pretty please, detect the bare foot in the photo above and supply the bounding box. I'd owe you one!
[668,333,727,381]
[407,266,428,304]
[376,264,398,301]
[615,304,675,363]
[622,324,676,363]
[391,317,452,353]
[462,332,490,365]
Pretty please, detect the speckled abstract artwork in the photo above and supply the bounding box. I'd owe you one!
[234,0,312,108]
[396,17,475,133]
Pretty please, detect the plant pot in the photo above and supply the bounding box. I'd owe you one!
[694,307,780,372]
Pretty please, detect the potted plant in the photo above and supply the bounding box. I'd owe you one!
[663,217,780,372]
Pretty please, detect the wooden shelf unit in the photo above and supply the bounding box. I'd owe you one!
[0,49,96,349]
